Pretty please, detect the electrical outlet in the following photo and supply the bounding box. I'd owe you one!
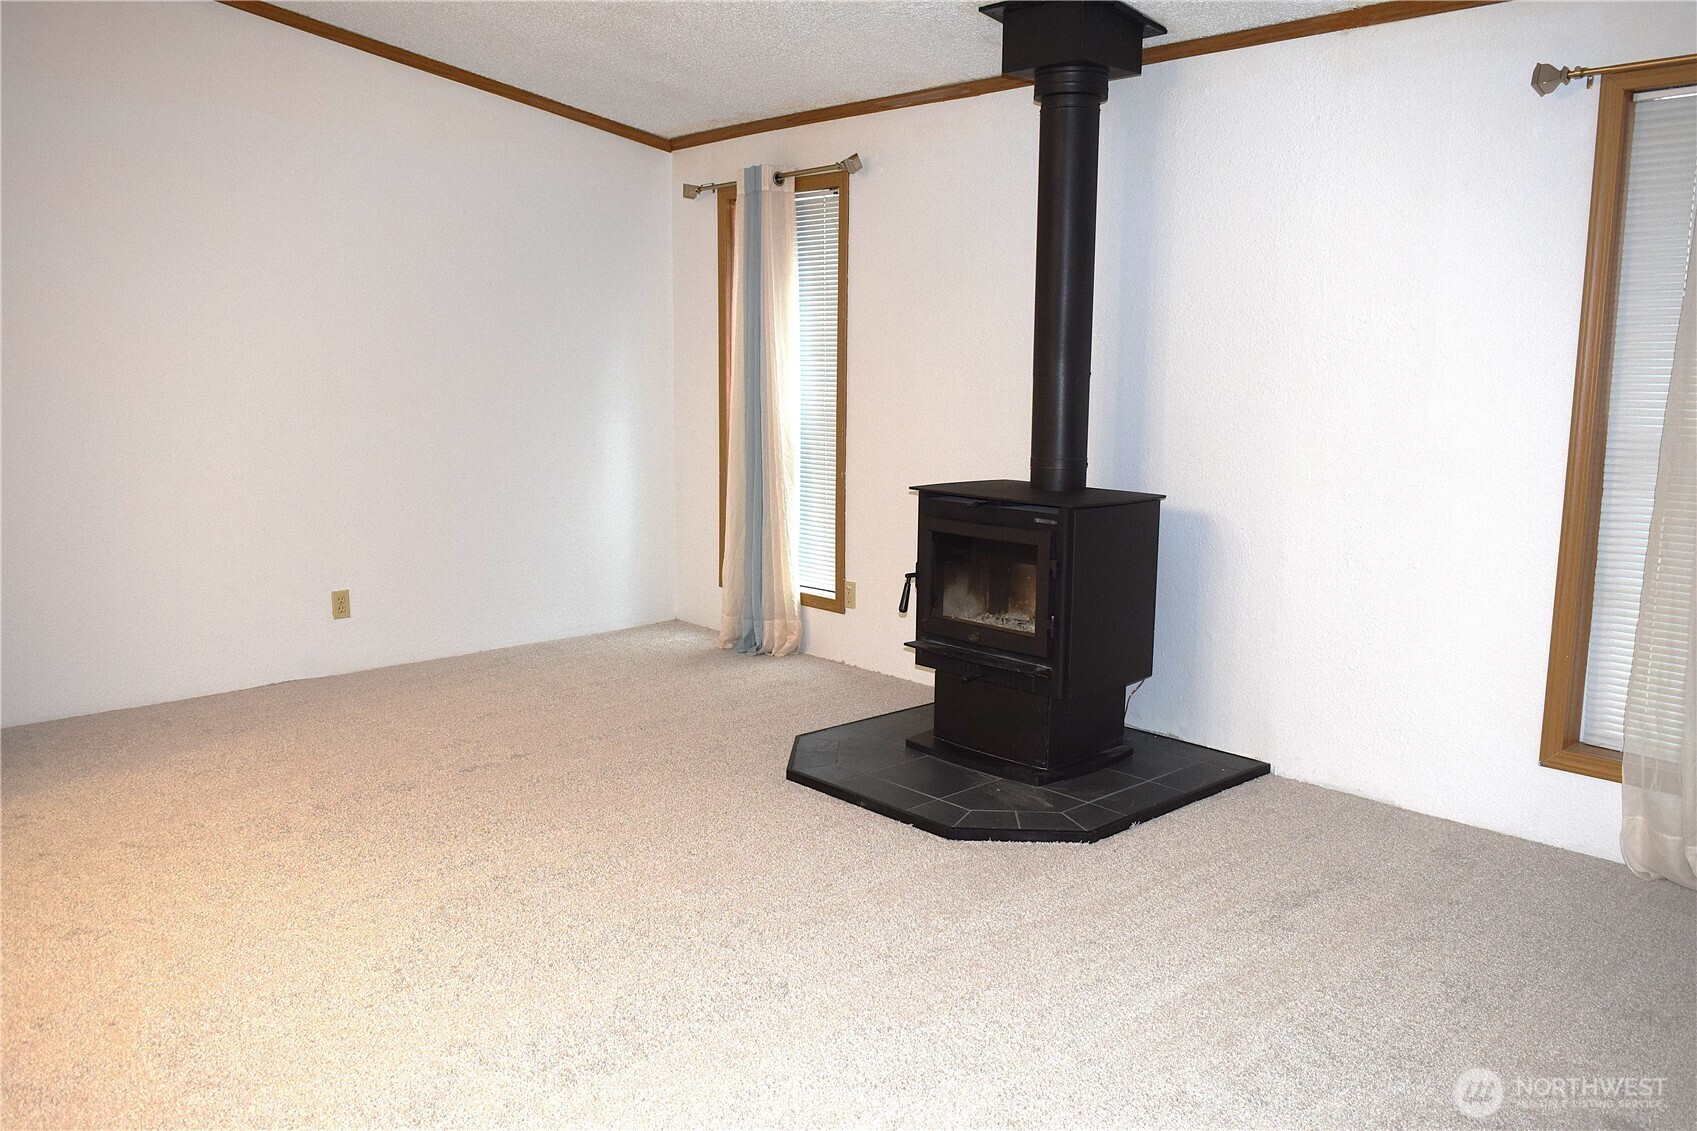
[331,589,351,620]
[845,581,856,609]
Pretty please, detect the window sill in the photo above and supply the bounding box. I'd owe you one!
[802,591,845,615]
[1541,742,1623,783]
[711,587,846,614]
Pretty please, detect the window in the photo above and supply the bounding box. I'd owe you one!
[1542,60,1697,781]
[717,170,848,612]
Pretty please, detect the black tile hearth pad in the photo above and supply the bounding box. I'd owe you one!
[788,705,1270,843]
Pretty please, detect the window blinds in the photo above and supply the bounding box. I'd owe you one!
[795,187,841,599]
[1580,88,1697,751]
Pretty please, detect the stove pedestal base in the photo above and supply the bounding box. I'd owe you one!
[928,671,1128,781]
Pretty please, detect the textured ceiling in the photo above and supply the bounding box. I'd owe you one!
[276,1,1368,138]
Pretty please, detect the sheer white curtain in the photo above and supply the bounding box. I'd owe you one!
[1621,234,1696,888]
[719,165,802,656]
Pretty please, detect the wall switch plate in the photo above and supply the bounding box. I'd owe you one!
[331,589,351,620]
[845,581,856,609]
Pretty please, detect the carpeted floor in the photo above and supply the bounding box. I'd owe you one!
[2,621,1692,1129]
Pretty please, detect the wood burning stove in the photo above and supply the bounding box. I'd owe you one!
[897,2,1169,783]
[786,1,1272,841]
[906,480,1160,782]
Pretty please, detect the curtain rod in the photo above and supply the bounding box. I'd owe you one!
[683,153,863,199]
[1532,53,1697,95]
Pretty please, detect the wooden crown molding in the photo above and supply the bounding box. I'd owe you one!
[1144,0,1500,66]
[670,75,1029,152]
[218,1,673,151]
[668,1,1502,150]
[224,0,1500,154]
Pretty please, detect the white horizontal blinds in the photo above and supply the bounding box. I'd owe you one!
[795,186,841,599]
[1581,87,1697,751]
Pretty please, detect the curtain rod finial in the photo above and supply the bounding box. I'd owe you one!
[682,183,703,200]
[1532,62,1574,96]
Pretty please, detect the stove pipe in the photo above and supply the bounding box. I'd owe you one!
[1030,62,1108,493]
[981,2,1166,493]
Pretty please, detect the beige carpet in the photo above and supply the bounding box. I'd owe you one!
[2,621,1692,1129]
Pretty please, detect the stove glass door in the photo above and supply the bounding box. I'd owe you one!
[918,511,1054,659]
[933,533,1040,636]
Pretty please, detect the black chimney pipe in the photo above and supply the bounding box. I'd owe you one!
[1030,62,1109,492]
[981,2,1166,493]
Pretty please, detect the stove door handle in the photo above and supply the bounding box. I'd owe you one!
[898,571,918,614]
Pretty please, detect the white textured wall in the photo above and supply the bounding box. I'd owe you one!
[1,2,676,726]
[672,0,1697,861]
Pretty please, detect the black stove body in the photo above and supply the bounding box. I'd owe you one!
[907,480,1160,782]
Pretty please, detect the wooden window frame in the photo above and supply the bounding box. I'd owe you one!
[716,171,849,613]
[1540,58,1697,782]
